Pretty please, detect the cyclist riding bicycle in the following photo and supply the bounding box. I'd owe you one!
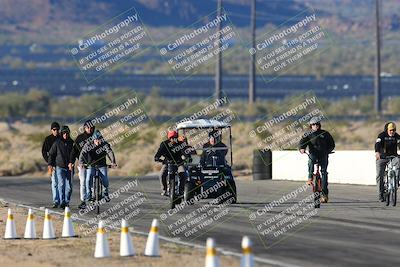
[299,117,335,203]
[375,122,400,202]
[78,130,117,204]
[154,130,188,197]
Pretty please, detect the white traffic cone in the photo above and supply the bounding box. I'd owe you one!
[4,208,17,239]
[62,207,77,237]
[24,209,36,239]
[120,219,135,257]
[240,236,255,267]
[42,208,56,239]
[205,238,220,267]
[144,219,160,256]
[94,220,110,258]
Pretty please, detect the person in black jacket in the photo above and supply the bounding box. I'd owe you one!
[79,130,117,203]
[71,120,95,209]
[48,125,74,208]
[154,130,187,197]
[375,122,400,202]
[41,121,60,208]
[299,117,335,203]
[201,130,228,166]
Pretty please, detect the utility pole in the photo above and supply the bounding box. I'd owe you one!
[249,0,256,105]
[215,0,222,101]
[374,0,382,114]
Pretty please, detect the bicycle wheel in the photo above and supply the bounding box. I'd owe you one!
[392,179,397,207]
[169,178,176,209]
[95,176,101,214]
[313,175,321,208]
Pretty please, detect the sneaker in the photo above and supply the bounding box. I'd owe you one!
[161,190,169,197]
[306,179,313,186]
[78,201,86,209]
[60,203,66,209]
[320,197,327,203]
[52,203,59,208]
[379,195,385,202]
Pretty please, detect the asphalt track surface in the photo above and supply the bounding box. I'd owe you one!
[1,175,400,267]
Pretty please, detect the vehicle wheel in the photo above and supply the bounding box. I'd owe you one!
[226,179,237,204]
[184,182,195,204]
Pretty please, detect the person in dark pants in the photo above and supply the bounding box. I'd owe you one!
[79,130,117,203]
[41,121,60,208]
[71,120,95,209]
[48,125,74,208]
[154,130,187,197]
[375,122,400,202]
[299,117,335,203]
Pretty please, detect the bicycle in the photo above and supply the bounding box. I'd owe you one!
[167,160,185,209]
[83,164,113,214]
[383,155,399,207]
[305,152,322,208]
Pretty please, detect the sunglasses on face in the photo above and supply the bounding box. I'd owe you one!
[311,123,319,126]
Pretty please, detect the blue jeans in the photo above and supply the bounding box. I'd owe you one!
[56,167,73,204]
[51,169,60,205]
[86,167,109,200]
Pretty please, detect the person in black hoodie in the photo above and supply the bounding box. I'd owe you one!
[375,122,400,202]
[48,125,74,208]
[79,130,117,203]
[154,130,187,197]
[299,117,335,203]
[42,121,60,208]
[71,120,95,209]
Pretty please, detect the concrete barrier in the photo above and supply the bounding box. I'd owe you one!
[272,150,376,185]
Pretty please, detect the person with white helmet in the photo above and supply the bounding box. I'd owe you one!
[299,117,335,203]
[375,122,400,202]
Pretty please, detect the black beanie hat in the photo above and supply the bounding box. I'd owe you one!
[51,122,60,130]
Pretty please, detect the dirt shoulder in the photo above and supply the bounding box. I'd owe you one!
[0,203,253,267]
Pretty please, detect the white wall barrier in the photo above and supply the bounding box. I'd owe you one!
[272,150,376,185]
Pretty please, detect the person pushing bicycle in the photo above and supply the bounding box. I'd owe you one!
[299,117,335,203]
[78,130,117,204]
[375,122,400,202]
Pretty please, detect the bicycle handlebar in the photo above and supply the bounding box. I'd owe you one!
[81,164,116,169]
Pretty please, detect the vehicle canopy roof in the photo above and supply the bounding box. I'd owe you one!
[176,119,231,130]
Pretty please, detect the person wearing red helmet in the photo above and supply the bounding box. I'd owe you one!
[154,130,187,196]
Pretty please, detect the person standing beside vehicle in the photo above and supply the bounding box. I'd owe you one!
[71,120,95,209]
[42,121,61,208]
[299,117,335,203]
[375,122,400,202]
[79,130,117,203]
[154,130,187,197]
[48,126,74,208]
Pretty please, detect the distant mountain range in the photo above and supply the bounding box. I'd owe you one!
[0,0,399,38]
